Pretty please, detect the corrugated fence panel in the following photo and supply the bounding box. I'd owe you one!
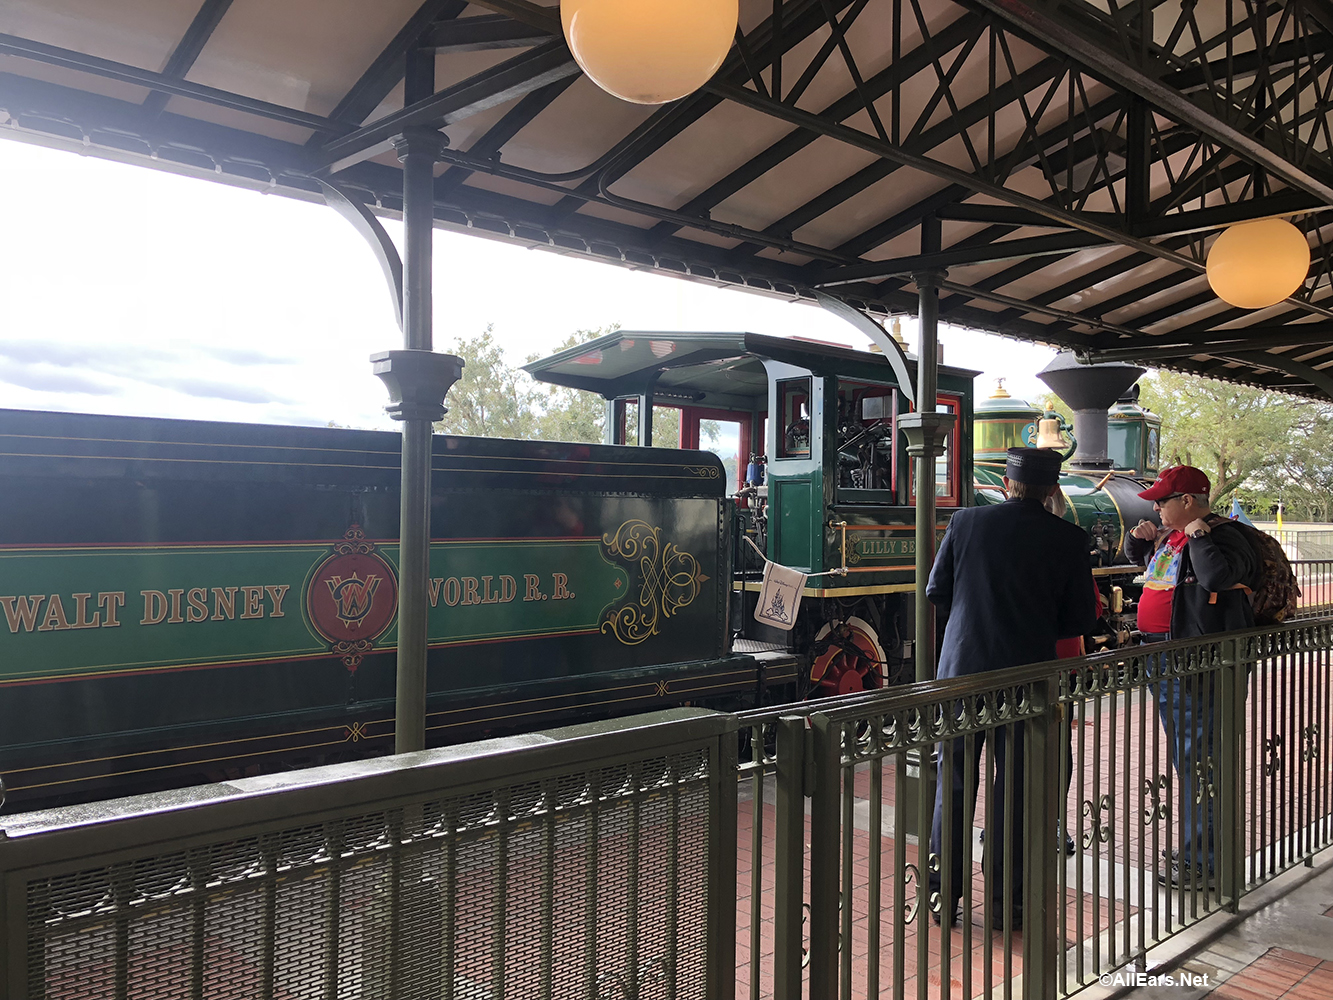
[4,710,734,1000]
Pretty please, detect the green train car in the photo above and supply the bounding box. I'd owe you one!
[0,409,797,809]
[526,331,981,697]
[3,335,1158,811]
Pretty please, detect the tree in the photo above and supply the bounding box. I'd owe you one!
[434,324,617,444]
[1039,369,1332,520]
[1136,371,1308,510]
[526,326,615,444]
[435,325,537,438]
[1245,404,1333,520]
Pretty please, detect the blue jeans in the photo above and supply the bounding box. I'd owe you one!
[1144,635,1216,871]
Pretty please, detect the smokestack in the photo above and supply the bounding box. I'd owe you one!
[1036,352,1145,470]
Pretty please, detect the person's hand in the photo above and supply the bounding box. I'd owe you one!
[1131,519,1157,540]
[1184,518,1211,538]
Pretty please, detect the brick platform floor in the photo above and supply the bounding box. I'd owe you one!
[1206,948,1333,1000]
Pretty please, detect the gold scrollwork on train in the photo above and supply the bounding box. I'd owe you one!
[600,520,706,645]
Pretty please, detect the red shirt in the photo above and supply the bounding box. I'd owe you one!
[1136,530,1188,634]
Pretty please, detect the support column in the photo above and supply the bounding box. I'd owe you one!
[372,350,463,754]
[897,261,953,843]
[637,390,654,446]
[399,48,436,351]
[374,45,462,755]
[635,371,663,446]
[899,262,952,683]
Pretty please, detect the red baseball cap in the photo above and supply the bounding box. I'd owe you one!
[1138,465,1211,501]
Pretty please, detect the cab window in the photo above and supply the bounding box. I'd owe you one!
[776,378,811,459]
[908,394,962,507]
[680,407,752,493]
[836,380,896,491]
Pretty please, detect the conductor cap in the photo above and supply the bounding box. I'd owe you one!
[1005,447,1062,486]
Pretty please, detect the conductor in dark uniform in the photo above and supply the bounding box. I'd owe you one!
[926,447,1096,929]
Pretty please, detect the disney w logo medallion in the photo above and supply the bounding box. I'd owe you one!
[306,526,398,671]
[325,573,381,626]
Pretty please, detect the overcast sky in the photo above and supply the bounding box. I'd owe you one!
[0,137,1059,431]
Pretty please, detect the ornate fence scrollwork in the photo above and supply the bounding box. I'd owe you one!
[1143,774,1170,825]
[1264,735,1284,776]
[1194,757,1216,806]
[1302,725,1320,762]
[1082,793,1113,849]
[902,862,921,926]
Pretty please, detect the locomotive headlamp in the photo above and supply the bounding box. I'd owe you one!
[560,0,739,105]
[1206,218,1310,309]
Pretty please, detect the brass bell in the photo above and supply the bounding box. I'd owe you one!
[1035,416,1068,450]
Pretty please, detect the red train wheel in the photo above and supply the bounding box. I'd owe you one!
[808,616,887,696]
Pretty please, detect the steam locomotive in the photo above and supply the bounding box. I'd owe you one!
[0,333,1160,809]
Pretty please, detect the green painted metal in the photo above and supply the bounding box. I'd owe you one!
[2,708,737,1000]
[807,713,841,1000]
[754,617,1333,1000]
[772,716,806,1000]
[1108,395,1163,477]
[712,726,740,1000]
[1021,675,1060,1000]
[973,382,1044,463]
[0,409,746,808]
[7,622,1333,999]
[773,479,816,570]
[1218,637,1245,912]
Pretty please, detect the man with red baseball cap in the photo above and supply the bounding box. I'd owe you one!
[1124,465,1260,890]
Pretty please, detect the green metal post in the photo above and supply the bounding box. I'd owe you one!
[374,53,468,755]
[1022,676,1060,1000]
[898,225,955,840]
[773,716,806,1000]
[1217,637,1247,910]
[710,723,739,1000]
[807,715,841,1000]
[372,341,462,754]
[912,259,943,683]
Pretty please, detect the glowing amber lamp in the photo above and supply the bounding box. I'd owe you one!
[561,0,739,105]
[1206,218,1310,309]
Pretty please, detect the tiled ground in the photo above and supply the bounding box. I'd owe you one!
[1205,948,1333,1000]
[1114,860,1333,1000]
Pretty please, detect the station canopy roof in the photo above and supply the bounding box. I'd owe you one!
[3,0,1333,399]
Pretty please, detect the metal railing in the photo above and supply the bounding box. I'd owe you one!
[5,620,1332,1000]
[1293,559,1333,617]
[1265,530,1333,560]
[733,617,1333,1000]
[1,709,739,1000]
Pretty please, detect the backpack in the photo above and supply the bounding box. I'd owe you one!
[1208,515,1300,625]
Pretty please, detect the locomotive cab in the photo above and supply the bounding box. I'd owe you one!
[526,331,980,690]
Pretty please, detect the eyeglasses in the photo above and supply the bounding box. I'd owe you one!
[1153,493,1187,503]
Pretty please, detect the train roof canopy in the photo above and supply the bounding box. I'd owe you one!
[522,330,980,409]
[4,1,1333,398]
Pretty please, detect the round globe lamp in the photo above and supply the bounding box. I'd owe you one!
[1206,218,1310,309]
[561,0,739,105]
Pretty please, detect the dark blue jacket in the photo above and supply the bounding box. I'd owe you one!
[927,498,1097,678]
